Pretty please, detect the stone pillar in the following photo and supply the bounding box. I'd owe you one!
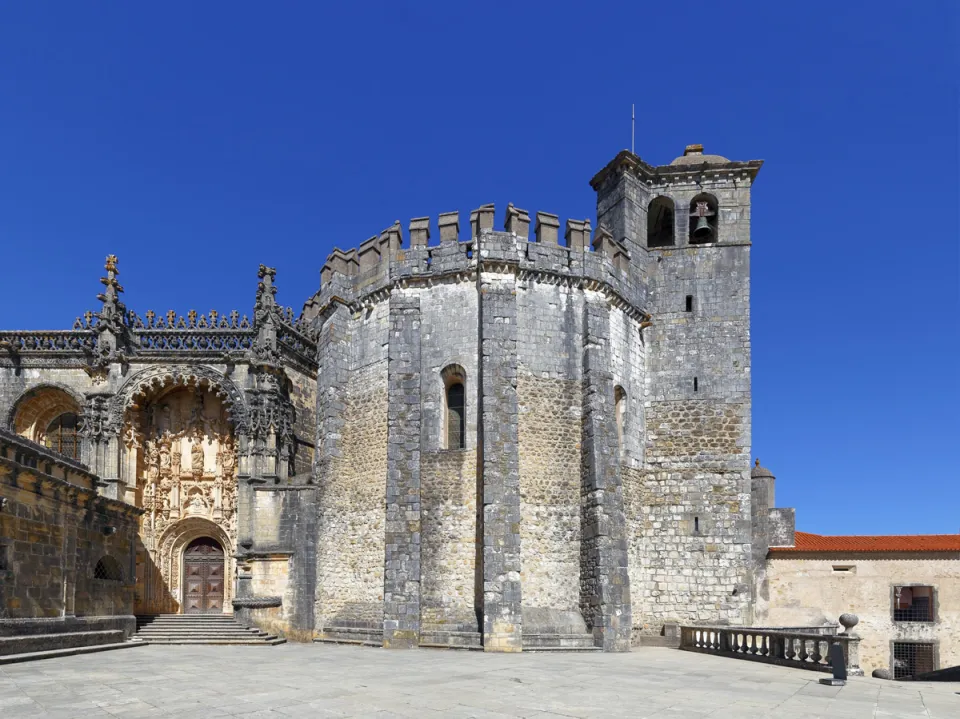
[61,500,79,616]
[478,265,522,652]
[580,296,632,651]
[382,294,422,648]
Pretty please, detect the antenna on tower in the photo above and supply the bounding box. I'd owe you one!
[631,104,635,155]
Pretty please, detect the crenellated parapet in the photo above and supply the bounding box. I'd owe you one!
[307,203,648,324]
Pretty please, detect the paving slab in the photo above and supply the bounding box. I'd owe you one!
[0,644,957,717]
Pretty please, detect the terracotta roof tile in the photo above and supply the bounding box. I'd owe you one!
[769,531,960,555]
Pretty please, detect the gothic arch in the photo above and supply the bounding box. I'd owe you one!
[111,365,248,435]
[8,383,84,441]
[157,516,234,614]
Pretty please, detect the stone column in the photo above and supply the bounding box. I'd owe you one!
[580,296,632,651]
[61,496,79,617]
[382,293,422,648]
[478,268,522,651]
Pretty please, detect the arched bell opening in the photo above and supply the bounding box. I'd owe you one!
[689,193,719,244]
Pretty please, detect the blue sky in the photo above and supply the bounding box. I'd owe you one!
[0,3,956,534]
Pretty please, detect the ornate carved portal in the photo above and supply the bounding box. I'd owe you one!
[125,383,238,614]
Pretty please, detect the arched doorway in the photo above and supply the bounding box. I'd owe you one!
[182,537,225,614]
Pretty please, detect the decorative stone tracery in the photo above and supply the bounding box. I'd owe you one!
[120,373,244,614]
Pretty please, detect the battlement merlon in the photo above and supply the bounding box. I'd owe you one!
[309,203,647,324]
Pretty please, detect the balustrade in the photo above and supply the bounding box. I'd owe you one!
[679,620,861,676]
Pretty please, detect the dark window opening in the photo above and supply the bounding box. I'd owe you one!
[685,295,693,312]
[446,382,465,450]
[893,642,935,679]
[94,556,124,582]
[689,194,719,244]
[45,412,80,460]
[894,586,935,622]
[694,517,700,533]
[614,385,626,452]
[647,197,676,248]
[693,377,698,392]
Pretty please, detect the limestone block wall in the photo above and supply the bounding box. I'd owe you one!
[0,431,140,620]
[762,557,960,675]
[516,282,583,627]
[418,282,480,630]
[635,221,753,636]
[315,303,388,630]
[286,365,317,478]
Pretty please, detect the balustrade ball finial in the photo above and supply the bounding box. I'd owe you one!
[838,613,859,633]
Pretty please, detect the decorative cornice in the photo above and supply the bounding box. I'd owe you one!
[589,149,763,191]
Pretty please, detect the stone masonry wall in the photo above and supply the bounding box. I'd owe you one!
[635,237,753,637]
[286,365,317,478]
[516,282,583,623]
[763,557,960,675]
[418,281,480,630]
[315,303,388,630]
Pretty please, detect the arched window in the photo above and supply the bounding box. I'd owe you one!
[441,365,466,450]
[689,193,718,244]
[45,413,80,460]
[647,196,675,248]
[614,385,626,451]
[93,556,124,582]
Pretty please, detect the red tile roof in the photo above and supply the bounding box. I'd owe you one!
[769,531,960,555]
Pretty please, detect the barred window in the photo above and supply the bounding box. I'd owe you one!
[94,556,124,582]
[893,642,935,679]
[45,412,80,460]
[894,585,935,622]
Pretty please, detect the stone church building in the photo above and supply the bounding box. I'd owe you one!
[2,144,788,652]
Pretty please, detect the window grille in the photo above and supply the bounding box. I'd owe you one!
[893,642,935,679]
[45,412,80,460]
[894,586,934,622]
[94,556,124,582]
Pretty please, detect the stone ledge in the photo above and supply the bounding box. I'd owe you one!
[232,596,282,609]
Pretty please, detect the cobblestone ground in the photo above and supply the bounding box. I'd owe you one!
[0,645,957,718]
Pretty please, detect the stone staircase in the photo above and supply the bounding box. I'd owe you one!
[134,614,285,645]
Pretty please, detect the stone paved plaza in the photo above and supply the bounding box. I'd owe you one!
[0,645,957,718]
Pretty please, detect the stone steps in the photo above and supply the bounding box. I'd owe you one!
[419,630,483,650]
[0,641,145,665]
[522,634,600,651]
[315,626,383,647]
[0,630,126,657]
[135,615,285,645]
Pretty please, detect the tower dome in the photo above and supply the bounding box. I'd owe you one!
[751,458,775,479]
[669,143,730,166]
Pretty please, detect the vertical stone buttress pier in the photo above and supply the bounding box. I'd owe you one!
[580,295,632,651]
[479,263,523,651]
[314,303,351,632]
[383,294,422,647]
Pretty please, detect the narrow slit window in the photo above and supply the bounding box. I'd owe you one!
[685,295,693,312]
[694,517,700,533]
[693,377,698,392]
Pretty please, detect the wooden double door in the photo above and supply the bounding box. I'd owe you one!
[183,537,225,614]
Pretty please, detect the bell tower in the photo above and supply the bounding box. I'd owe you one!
[591,144,764,634]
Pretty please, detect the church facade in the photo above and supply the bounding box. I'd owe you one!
[1,145,789,651]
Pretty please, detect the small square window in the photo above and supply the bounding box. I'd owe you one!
[894,585,935,622]
[685,295,693,312]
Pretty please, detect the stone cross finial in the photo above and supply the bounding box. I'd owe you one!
[84,311,93,327]
[166,310,176,327]
[145,310,155,327]
[210,310,218,325]
[187,310,197,328]
[230,310,239,328]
